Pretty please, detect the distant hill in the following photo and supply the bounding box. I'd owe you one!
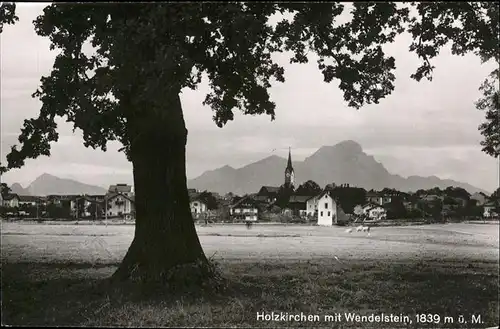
[9,183,31,196]
[188,140,489,196]
[10,173,107,196]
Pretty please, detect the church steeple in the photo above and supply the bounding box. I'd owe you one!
[284,147,295,188]
[286,147,293,171]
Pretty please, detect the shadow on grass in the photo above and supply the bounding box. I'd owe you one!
[2,259,498,327]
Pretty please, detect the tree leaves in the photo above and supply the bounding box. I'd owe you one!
[476,69,500,157]
[0,2,18,33]
[2,2,499,173]
[407,2,499,81]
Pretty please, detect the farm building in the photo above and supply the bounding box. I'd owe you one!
[230,196,259,222]
[354,203,387,221]
[190,199,208,216]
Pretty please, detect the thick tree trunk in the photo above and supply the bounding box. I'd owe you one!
[111,93,215,286]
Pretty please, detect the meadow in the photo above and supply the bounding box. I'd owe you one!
[2,222,499,327]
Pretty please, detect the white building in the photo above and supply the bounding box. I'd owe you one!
[483,202,498,218]
[105,184,134,219]
[2,194,20,208]
[190,200,207,215]
[356,203,386,221]
[106,193,134,219]
[316,191,338,226]
[306,195,320,217]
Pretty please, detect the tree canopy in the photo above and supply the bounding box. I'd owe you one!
[0,2,17,34]
[328,185,367,214]
[0,2,498,174]
[0,183,12,198]
[295,180,322,196]
[443,186,471,200]
[197,191,218,210]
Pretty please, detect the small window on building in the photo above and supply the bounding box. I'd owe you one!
[328,211,331,216]
[325,203,328,209]
[320,211,323,216]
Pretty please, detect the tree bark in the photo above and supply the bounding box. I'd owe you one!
[111,93,214,286]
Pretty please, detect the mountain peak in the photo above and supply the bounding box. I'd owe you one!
[25,174,107,196]
[10,182,31,196]
[264,154,283,160]
[314,140,364,157]
[333,140,363,152]
[37,173,59,180]
[188,141,487,195]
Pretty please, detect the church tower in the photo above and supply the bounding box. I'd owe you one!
[284,147,295,189]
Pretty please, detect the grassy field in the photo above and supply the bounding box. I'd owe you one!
[2,222,499,327]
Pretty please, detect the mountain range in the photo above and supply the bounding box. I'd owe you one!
[8,173,107,196]
[5,140,489,197]
[187,140,489,195]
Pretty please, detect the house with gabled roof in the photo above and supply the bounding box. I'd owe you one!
[306,194,321,217]
[229,196,259,222]
[71,194,105,218]
[105,184,134,219]
[2,193,20,208]
[354,202,386,221]
[288,195,314,217]
[108,184,133,197]
[18,195,40,207]
[315,190,339,226]
[190,195,208,218]
[366,191,393,205]
[256,186,280,204]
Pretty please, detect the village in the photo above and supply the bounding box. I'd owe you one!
[1,149,498,225]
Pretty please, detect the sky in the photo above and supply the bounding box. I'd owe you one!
[1,3,499,192]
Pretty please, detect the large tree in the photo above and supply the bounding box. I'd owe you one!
[197,191,219,210]
[329,185,367,214]
[1,183,12,198]
[405,2,499,157]
[1,3,498,285]
[295,180,322,196]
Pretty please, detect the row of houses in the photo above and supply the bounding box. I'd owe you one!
[364,190,497,219]
[188,186,367,226]
[188,184,498,225]
[1,184,135,219]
